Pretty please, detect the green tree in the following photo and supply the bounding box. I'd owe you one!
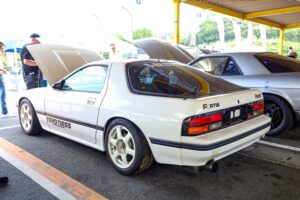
[266,27,279,39]
[133,28,154,40]
[285,29,300,42]
[196,20,219,45]
[240,21,248,39]
[224,18,234,42]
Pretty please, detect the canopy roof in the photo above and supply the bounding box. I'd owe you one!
[182,0,300,29]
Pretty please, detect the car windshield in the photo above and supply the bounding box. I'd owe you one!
[255,53,300,73]
[127,61,244,98]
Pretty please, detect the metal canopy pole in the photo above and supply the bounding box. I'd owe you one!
[173,0,180,44]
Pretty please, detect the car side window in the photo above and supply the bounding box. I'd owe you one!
[222,59,241,75]
[197,57,228,75]
[62,65,107,93]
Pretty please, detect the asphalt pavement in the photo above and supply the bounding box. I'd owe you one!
[1,115,300,200]
[1,90,300,200]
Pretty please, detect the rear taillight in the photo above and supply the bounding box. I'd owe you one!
[183,112,223,136]
[182,100,264,136]
[247,101,264,119]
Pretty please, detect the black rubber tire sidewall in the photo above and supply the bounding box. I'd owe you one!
[264,94,292,136]
[105,119,144,175]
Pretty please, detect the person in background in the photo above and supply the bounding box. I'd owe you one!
[109,43,122,59]
[0,41,8,117]
[0,41,9,186]
[287,46,297,58]
[20,33,43,89]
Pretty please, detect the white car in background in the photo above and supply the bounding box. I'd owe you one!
[189,52,300,136]
[18,44,270,175]
[135,39,300,136]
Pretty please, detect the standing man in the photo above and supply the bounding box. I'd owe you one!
[0,41,8,117]
[0,41,9,185]
[20,33,43,90]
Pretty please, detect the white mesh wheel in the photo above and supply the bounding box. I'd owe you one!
[20,102,33,132]
[107,125,136,169]
[19,99,42,135]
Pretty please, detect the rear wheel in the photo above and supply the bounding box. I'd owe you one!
[105,119,154,175]
[19,99,42,135]
[264,94,293,136]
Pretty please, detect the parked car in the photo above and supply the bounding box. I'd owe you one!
[189,52,300,136]
[18,44,270,175]
[135,39,300,136]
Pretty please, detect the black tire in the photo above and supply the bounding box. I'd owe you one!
[105,119,154,175]
[18,98,43,135]
[264,94,293,136]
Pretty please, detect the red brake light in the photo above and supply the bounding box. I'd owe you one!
[253,101,264,111]
[188,112,223,127]
[248,101,264,119]
[185,112,223,136]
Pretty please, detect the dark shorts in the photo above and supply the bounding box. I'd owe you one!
[25,74,43,90]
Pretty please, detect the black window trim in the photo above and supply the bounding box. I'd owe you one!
[60,64,109,94]
[125,60,246,99]
[191,55,244,76]
[125,61,195,99]
[254,53,300,73]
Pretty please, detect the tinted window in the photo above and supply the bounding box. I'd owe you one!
[255,53,300,73]
[62,65,107,93]
[127,61,244,98]
[222,59,241,75]
[192,57,228,75]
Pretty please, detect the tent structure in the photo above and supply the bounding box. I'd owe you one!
[172,0,300,53]
[4,48,22,53]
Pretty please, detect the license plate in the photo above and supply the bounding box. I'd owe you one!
[230,108,241,119]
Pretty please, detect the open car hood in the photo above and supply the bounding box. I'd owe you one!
[27,44,102,85]
[134,38,194,64]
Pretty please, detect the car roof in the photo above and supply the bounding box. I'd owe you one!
[86,59,182,66]
[205,51,278,57]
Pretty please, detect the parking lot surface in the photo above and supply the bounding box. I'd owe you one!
[1,116,300,200]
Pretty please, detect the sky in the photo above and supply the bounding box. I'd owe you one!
[0,0,202,51]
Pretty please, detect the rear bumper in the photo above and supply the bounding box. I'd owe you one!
[150,115,271,166]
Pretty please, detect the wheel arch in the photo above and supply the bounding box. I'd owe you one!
[18,97,29,107]
[103,117,153,152]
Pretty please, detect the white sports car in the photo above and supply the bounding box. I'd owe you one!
[18,44,271,175]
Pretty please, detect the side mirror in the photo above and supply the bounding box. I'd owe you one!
[52,80,65,90]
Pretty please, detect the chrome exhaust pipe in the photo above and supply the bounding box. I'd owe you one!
[204,160,218,172]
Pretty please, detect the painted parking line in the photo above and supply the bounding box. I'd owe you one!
[258,140,300,153]
[0,125,20,131]
[0,138,107,200]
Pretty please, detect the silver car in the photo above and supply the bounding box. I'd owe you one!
[135,39,300,136]
[189,52,300,136]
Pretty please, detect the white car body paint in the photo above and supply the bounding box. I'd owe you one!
[18,44,271,168]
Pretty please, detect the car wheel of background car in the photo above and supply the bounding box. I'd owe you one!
[19,99,43,135]
[105,118,154,175]
[263,94,293,136]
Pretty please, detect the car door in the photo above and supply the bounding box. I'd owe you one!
[45,65,108,143]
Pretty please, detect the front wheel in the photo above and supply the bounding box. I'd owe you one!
[105,119,154,175]
[264,94,293,136]
[19,99,42,135]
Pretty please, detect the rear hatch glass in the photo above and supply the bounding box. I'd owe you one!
[126,61,245,98]
[255,52,300,73]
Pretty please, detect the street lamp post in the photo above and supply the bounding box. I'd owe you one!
[121,6,133,42]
